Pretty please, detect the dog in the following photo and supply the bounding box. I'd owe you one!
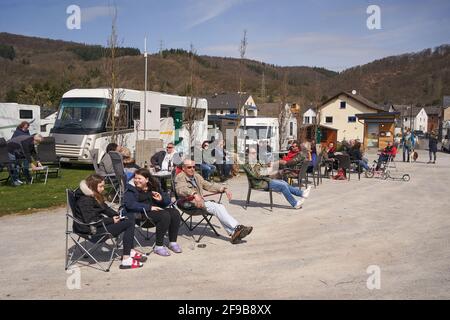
[412,150,418,162]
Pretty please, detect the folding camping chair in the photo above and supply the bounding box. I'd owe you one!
[0,138,13,184]
[242,165,274,211]
[107,151,127,204]
[31,136,61,184]
[90,149,118,198]
[171,170,223,243]
[65,189,120,272]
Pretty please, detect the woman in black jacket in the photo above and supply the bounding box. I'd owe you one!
[123,168,181,256]
[428,130,438,164]
[75,174,146,269]
[348,141,369,171]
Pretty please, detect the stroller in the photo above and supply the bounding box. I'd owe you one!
[365,153,410,182]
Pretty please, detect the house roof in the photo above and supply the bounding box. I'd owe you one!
[320,91,385,112]
[205,92,251,110]
[423,106,443,115]
[391,105,424,117]
[257,102,283,117]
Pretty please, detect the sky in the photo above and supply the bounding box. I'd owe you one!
[0,0,449,71]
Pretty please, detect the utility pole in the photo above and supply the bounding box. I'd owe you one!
[144,37,148,140]
[260,71,266,103]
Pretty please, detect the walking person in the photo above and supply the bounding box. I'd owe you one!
[428,130,438,164]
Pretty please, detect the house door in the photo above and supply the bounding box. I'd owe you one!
[367,123,379,148]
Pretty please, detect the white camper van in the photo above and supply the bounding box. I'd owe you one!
[51,88,208,163]
[0,103,41,140]
[238,117,279,155]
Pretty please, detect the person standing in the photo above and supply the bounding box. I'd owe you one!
[11,121,31,139]
[402,128,412,162]
[428,130,438,164]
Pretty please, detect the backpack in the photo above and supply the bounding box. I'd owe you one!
[333,168,346,180]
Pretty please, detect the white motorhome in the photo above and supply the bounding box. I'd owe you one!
[40,112,57,137]
[238,117,279,156]
[0,103,41,140]
[441,121,450,152]
[51,88,208,163]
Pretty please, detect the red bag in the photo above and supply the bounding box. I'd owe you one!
[333,168,346,180]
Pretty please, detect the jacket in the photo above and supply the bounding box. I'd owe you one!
[98,153,114,175]
[429,134,438,152]
[7,135,38,162]
[11,128,30,139]
[348,147,363,161]
[175,171,223,198]
[151,150,182,171]
[123,183,154,214]
[242,163,270,190]
[74,180,118,234]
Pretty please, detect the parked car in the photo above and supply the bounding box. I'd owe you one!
[414,130,425,138]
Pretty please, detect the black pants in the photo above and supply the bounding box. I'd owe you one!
[95,218,135,256]
[145,208,181,246]
[429,151,436,161]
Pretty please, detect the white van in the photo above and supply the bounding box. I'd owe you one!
[0,103,41,140]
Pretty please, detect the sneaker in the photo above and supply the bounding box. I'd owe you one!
[239,226,253,240]
[16,179,24,185]
[168,243,182,254]
[294,198,305,209]
[231,225,244,244]
[12,180,21,187]
[302,186,312,199]
[119,258,143,269]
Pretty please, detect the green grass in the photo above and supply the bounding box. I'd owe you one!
[0,166,94,216]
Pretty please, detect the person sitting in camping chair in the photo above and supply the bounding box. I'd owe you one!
[75,174,146,269]
[175,159,253,244]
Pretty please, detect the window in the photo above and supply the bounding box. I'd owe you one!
[40,125,46,132]
[304,116,310,124]
[340,101,346,109]
[20,110,33,119]
[290,122,293,136]
[132,103,140,121]
[325,116,333,124]
[348,116,356,123]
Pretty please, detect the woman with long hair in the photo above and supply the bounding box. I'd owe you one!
[75,174,145,269]
[123,168,182,256]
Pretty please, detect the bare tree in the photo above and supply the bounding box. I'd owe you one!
[183,43,200,159]
[104,5,125,144]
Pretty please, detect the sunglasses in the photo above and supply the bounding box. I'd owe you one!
[167,146,174,149]
[185,166,195,169]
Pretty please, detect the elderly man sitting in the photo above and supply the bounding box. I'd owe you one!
[175,159,253,244]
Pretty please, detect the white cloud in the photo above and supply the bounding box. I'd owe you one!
[185,0,245,29]
[81,6,114,23]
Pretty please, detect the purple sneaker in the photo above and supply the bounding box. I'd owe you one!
[168,243,182,254]
[153,246,171,256]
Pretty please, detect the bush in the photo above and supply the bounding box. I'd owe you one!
[0,44,15,60]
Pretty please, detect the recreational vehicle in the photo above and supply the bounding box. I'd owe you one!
[0,103,41,139]
[238,117,279,156]
[51,88,208,163]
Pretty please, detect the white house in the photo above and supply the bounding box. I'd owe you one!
[392,105,429,132]
[303,108,317,125]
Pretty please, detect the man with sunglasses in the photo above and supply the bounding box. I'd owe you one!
[151,142,182,172]
[175,159,253,244]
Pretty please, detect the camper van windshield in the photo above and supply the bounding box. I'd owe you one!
[242,126,272,140]
[53,98,108,134]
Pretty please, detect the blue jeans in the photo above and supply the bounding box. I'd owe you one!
[200,163,216,180]
[357,159,369,171]
[269,179,304,207]
[7,153,30,182]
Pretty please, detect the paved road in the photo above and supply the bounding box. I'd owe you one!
[1,150,449,299]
